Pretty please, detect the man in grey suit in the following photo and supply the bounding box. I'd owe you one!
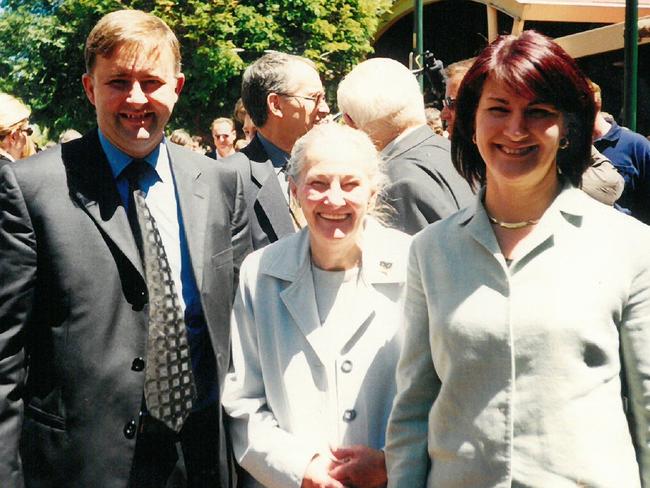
[0,10,249,488]
[338,58,473,235]
[225,52,330,249]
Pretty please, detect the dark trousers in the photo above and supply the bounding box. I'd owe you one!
[129,406,221,488]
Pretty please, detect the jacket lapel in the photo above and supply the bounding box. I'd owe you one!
[64,130,143,277]
[168,143,208,290]
[280,264,331,364]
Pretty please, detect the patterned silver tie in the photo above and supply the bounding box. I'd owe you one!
[126,159,196,433]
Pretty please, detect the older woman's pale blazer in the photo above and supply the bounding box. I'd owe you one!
[223,219,411,488]
[386,184,650,488]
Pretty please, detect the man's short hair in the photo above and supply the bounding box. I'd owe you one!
[84,9,181,74]
[443,58,476,83]
[337,58,425,133]
[241,52,316,128]
[210,117,235,133]
[0,93,30,138]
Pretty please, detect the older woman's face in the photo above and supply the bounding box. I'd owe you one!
[474,76,565,188]
[292,149,374,248]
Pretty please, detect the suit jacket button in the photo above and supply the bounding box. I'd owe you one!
[342,409,357,422]
[340,360,353,373]
[123,419,137,439]
[131,357,145,372]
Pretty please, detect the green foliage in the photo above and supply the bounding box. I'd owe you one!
[0,0,391,139]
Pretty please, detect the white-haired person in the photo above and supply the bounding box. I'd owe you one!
[337,57,473,235]
[223,122,411,488]
[0,93,33,166]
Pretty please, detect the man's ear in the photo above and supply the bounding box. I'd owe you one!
[81,73,96,106]
[175,73,185,96]
[268,93,283,118]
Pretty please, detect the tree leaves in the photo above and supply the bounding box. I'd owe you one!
[0,0,392,138]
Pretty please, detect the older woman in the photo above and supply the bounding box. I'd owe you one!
[0,93,33,165]
[223,123,411,488]
[385,31,650,487]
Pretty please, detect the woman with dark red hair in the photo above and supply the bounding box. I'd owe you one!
[385,31,650,487]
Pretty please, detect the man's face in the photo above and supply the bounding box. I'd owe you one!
[441,74,462,138]
[82,43,184,158]
[212,122,236,156]
[276,62,330,147]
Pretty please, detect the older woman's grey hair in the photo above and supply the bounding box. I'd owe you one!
[287,123,388,216]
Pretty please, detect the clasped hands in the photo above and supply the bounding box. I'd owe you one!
[301,445,387,488]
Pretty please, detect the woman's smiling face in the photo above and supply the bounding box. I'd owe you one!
[292,146,375,249]
[474,75,565,189]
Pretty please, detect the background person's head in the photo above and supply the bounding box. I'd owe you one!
[210,117,236,157]
[288,123,387,267]
[0,93,32,161]
[82,9,185,158]
[59,129,83,143]
[241,52,329,153]
[452,30,595,190]
[441,58,475,138]
[337,58,425,150]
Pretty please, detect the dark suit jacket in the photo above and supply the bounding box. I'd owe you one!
[223,135,294,250]
[0,130,250,487]
[381,125,474,235]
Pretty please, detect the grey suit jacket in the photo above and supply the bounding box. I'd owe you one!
[0,130,250,487]
[223,135,294,250]
[381,125,474,235]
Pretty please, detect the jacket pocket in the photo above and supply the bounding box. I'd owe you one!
[25,403,66,431]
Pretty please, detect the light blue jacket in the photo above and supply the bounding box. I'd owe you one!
[223,219,411,488]
[386,183,650,488]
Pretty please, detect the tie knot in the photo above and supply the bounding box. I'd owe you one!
[122,158,150,191]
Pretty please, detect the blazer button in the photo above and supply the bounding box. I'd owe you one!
[123,419,137,439]
[342,409,357,422]
[131,357,145,372]
[340,360,353,373]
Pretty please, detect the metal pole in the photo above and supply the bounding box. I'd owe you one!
[624,0,638,130]
[414,0,424,91]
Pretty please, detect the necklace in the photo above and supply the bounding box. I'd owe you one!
[487,214,540,229]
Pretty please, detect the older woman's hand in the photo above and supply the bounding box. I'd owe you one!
[328,445,387,488]
[302,454,349,488]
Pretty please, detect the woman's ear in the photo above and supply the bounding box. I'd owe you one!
[289,177,298,201]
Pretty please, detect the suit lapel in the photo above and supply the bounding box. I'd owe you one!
[280,264,330,365]
[168,143,208,290]
[64,131,143,277]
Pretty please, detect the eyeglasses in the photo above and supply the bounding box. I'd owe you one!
[278,92,326,106]
[21,126,33,136]
[442,97,456,110]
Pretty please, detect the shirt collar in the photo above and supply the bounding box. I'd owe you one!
[597,119,622,143]
[98,128,167,180]
[257,132,290,169]
[0,147,15,162]
[380,125,421,157]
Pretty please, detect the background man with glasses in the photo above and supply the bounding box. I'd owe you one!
[441,58,475,139]
[225,52,330,249]
[208,117,237,159]
[0,93,34,166]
